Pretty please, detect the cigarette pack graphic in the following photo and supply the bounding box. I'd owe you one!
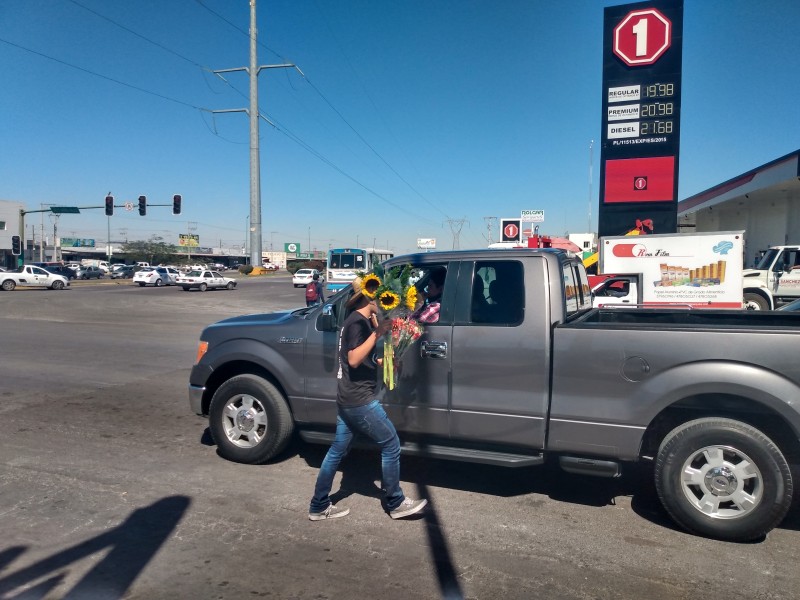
[654,260,727,287]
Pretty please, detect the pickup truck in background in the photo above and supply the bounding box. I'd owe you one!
[0,265,70,291]
[743,245,800,310]
[188,248,800,542]
[590,273,642,307]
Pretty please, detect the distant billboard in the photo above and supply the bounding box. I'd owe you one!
[61,238,96,248]
[417,238,436,250]
[178,234,199,247]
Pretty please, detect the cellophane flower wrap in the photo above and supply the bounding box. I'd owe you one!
[363,264,424,390]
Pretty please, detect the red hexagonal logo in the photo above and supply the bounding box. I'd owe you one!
[613,8,672,67]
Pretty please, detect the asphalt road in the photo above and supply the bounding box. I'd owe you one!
[1,275,799,600]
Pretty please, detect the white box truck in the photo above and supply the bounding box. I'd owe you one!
[598,231,744,309]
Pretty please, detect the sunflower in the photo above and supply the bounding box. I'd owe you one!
[378,290,400,311]
[405,286,418,311]
[361,273,382,298]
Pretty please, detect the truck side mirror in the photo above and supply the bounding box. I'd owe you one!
[318,304,337,332]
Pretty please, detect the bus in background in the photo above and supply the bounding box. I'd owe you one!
[326,247,393,293]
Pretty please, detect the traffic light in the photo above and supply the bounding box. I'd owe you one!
[138,195,147,216]
[105,195,114,216]
[11,235,21,255]
[172,194,182,215]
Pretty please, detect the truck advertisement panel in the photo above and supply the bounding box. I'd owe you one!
[600,231,744,308]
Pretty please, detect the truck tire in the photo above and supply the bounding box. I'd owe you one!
[1,279,15,291]
[209,374,294,464]
[743,292,769,310]
[655,418,793,542]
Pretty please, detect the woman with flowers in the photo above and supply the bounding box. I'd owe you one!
[308,274,427,522]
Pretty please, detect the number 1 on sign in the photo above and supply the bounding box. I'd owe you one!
[632,18,647,57]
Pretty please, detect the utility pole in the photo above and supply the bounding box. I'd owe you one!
[588,139,594,234]
[482,217,497,245]
[211,0,301,268]
[187,221,197,261]
[445,218,468,250]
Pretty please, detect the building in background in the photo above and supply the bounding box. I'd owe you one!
[678,149,800,268]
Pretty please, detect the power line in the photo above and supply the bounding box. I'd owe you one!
[0,37,208,112]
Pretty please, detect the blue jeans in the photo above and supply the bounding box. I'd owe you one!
[309,399,405,513]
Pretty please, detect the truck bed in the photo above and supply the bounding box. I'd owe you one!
[548,308,800,462]
[573,307,800,329]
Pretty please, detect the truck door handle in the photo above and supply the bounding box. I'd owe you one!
[420,341,447,359]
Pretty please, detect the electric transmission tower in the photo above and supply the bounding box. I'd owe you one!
[482,216,497,245]
[445,218,468,250]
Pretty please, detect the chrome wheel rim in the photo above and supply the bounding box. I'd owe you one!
[680,445,763,519]
[222,394,268,448]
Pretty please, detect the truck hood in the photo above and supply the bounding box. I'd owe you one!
[208,309,301,329]
[742,269,767,278]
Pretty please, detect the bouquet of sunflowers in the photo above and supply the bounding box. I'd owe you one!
[360,264,424,390]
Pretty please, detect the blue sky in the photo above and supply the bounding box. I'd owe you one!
[2,0,799,255]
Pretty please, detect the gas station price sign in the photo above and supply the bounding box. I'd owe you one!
[598,0,684,239]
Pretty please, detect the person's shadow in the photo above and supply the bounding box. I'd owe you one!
[0,496,190,599]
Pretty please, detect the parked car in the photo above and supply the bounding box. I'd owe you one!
[176,269,237,292]
[292,268,323,287]
[41,265,77,280]
[73,265,104,280]
[262,263,280,271]
[110,265,136,279]
[133,266,178,287]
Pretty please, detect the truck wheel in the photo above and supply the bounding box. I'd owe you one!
[655,418,793,542]
[1,280,15,291]
[209,374,293,464]
[52,280,65,290]
[198,282,207,292]
[743,293,769,310]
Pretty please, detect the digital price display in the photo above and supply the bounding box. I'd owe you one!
[598,0,684,239]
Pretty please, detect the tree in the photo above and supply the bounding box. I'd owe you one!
[120,236,177,265]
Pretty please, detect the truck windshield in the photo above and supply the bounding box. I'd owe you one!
[755,249,779,270]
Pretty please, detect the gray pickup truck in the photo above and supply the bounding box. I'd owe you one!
[188,248,800,542]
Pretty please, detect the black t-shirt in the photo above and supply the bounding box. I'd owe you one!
[337,311,377,407]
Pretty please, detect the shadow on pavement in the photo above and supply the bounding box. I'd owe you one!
[0,495,190,600]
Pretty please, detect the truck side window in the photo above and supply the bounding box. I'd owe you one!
[564,266,579,316]
[470,261,523,325]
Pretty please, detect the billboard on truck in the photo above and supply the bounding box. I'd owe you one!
[599,231,744,308]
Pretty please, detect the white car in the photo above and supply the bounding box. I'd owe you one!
[176,270,237,292]
[292,268,323,287]
[133,266,179,287]
[1,265,70,291]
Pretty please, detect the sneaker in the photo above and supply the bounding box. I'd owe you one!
[389,497,428,519]
[308,503,350,521]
